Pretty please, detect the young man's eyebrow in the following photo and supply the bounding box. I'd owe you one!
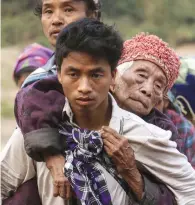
[66,66,80,72]
[90,67,105,73]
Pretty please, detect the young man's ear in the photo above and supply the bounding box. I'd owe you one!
[110,84,115,93]
[111,69,116,78]
[110,70,116,92]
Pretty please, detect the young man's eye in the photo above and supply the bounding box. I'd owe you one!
[64,7,74,13]
[69,73,78,78]
[91,73,103,79]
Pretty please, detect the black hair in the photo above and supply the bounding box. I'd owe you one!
[55,18,123,72]
[14,66,36,85]
[34,0,100,19]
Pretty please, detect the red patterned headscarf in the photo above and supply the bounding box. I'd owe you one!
[117,33,180,89]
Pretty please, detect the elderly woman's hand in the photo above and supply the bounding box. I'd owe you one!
[45,154,72,199]
[101,126,143,200]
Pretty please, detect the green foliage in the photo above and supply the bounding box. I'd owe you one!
[2,12,50,47]
[102,0,195,45]
[2,0,195,47]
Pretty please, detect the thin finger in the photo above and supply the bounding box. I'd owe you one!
[103,144,112,156]
[66,184,71,199]
[103,138,116,148]
[103,141,116,156]
[103,126,120,136]
[59,184,66,198]
[101,132,119,144]
[102,126,121,139]
[53,184,59,197]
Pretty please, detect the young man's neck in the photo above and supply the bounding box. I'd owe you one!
[72,97,112,130]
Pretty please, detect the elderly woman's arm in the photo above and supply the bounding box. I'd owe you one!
[101,126,176,205]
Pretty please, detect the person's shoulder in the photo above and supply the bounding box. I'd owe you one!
[120,107,172,139]
[9,127,23,139]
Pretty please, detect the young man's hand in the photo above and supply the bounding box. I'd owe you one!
[44,154,72,199]
[101,126,143,201]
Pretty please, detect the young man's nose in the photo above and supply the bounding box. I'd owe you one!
[78,77,93,94]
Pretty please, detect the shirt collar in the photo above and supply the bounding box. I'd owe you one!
[63,98,75,125]
[62,93,124,133]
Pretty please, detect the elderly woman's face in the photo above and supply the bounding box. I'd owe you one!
[114,60,167,116]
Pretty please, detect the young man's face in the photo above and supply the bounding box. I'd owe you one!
[58,51,115,114]
[41,0,92,47]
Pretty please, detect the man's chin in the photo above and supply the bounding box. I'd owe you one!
[75,104,95,113]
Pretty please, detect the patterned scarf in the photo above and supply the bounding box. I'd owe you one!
[59,122,131,205]
[59,122,112,205]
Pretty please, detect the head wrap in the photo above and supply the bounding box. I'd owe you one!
[170,57,195,121]
[13,43,53,79]
[117,33,180,89]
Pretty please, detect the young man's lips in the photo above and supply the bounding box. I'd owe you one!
[76,99,94,106]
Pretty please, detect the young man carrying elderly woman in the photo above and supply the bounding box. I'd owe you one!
[1,1,195,205]
[2,18,195,205]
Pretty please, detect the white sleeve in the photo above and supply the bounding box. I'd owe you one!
[131,123,195,205]
[1,128,36,199]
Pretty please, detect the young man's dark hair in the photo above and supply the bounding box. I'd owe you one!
[34,0,101,19]
[55,18,123,71]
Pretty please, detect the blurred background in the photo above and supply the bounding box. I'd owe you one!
[1,0,195,149]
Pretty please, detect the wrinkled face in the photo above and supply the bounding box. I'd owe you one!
[41,0,90,47]
[58,51,115,114]
[114,60,167,116]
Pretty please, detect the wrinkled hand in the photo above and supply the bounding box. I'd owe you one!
[45,154,72,199]
[101,126,143,200]
[101,126,136,173]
